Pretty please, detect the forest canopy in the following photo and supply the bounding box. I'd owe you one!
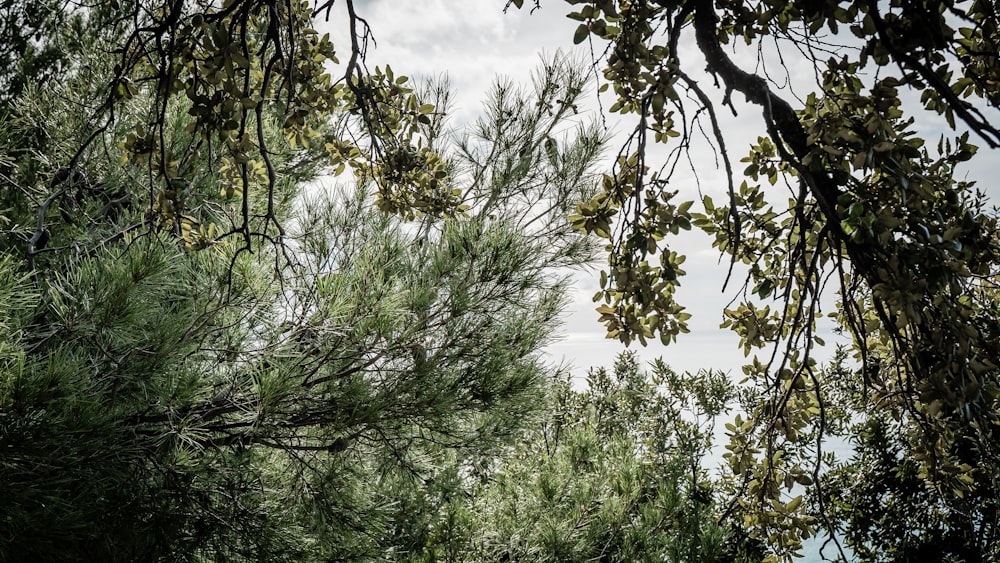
[1,0,999,561]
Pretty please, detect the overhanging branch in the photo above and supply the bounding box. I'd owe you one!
[689,0,845,233]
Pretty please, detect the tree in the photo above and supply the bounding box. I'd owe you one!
[14,0,463,265]
[0,9,606,555]
[504,0,1000,560]
[817,345,1000,562]
[415,352,764,562]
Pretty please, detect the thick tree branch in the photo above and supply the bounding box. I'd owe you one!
[688,0,898,318]
[689,0,846,233]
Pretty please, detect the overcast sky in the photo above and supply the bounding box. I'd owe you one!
[316,1,1000,380]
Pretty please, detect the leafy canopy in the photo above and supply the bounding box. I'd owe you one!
[415,352,760,563]
[5,0,1000,560]
[507,0,1000,560]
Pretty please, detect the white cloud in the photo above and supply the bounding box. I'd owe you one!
[323,1,587,125]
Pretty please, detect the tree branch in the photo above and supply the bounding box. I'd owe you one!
[690,0,844,233]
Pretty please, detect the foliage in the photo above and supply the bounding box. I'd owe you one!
[505,0,1000,560]
[0,12,606,556]
[415,352,764,563]
[0,1,75,108]
[8,0,1000,559]
[0,0,456,267]
[818,346,1000,562]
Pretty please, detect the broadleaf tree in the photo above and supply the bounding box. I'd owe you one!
[13,0,463,267]
[817,343,1000,562]
[505,0,1000,560]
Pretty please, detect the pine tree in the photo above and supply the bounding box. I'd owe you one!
[0,10,604,557]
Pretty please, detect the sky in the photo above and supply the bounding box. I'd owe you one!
[315,1,1000,382]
